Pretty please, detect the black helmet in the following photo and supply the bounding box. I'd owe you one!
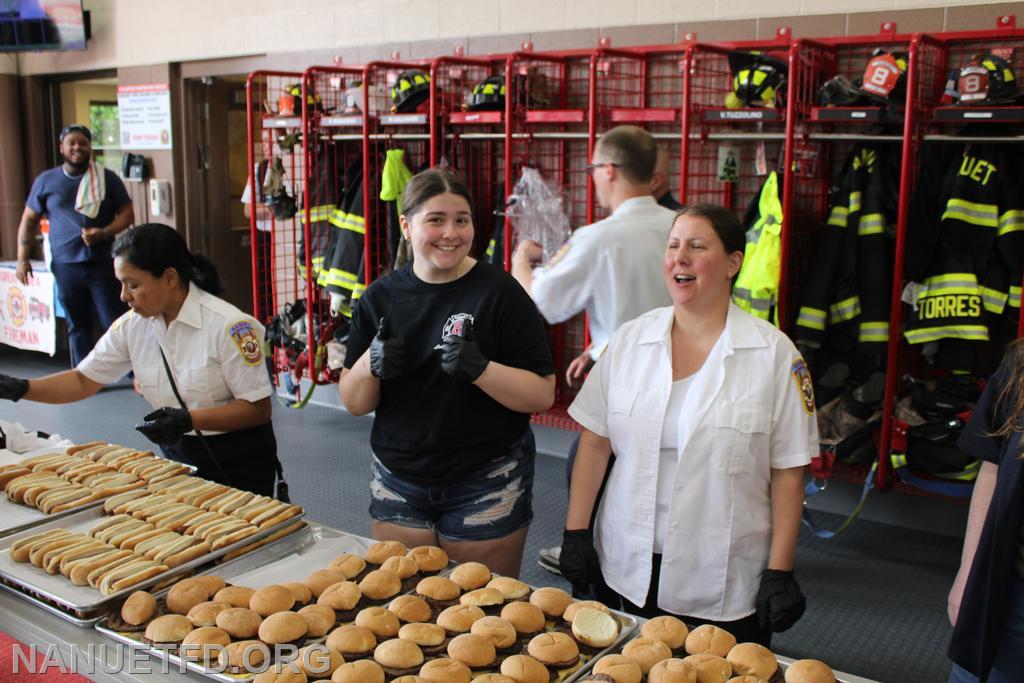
[390,70,431,113]
[956,54,1019,105]
[466,75,506,111]
[725,52,787,109]
[858,49,908,104]
[817,75,868,107]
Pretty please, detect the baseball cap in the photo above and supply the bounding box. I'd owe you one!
[59,124,92,142]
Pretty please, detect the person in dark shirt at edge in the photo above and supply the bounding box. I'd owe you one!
[652,146,684,212]
[16,124,134,365]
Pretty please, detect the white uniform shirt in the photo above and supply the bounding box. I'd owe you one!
[530,196,675,358]
[240,181,271,233]
[568,304,817,620]
[78,286,272,435]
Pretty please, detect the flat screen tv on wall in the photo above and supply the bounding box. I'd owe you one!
[0,0,88,52]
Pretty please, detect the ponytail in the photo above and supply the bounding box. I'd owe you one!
[112,223,222,295]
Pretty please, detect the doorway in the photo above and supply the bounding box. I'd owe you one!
[184,76,253,313]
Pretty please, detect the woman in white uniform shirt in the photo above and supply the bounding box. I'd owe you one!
[0,223,280,496]
[561,205,816,646]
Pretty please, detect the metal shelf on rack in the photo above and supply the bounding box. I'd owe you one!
[449,111,503,125]
[609,107,678,123]
[701,108,782,122]
[380,113,429,125]
[810,106,885,122]
[524,109,585,123]
[932,105,1024,122]
[262,116,301,128]
[319,114,364,127]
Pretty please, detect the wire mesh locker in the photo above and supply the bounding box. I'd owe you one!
[504,46,595,430]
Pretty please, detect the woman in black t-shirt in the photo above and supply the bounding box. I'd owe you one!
[339,168,555,577]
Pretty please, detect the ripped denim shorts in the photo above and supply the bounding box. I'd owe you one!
[368,430,535,542]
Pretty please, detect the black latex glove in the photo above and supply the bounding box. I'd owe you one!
[369,317,407,380]
[0,374,29,402]
[756,569,806,632]
[560,528,601,594]
[439,320,489,382]
[135,408,193,445]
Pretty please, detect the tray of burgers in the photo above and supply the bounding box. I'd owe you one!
[93,534,460,681]
[573,614,845,683]
[0,475,304,623]
[0,441,197,540]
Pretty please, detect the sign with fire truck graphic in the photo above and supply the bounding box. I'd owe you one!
[0,266,55,356]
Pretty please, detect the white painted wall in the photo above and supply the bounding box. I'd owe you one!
[12,0,1019,75]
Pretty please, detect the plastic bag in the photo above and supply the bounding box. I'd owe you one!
[506,167,571,261]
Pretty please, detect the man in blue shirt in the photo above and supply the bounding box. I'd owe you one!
[16,124,134,365]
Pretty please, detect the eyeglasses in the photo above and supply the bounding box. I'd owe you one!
[585,161,621,171]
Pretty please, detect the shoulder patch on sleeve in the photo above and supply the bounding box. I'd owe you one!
[227,320,263,366]
[791,358,815,415]
[111,310,135,332]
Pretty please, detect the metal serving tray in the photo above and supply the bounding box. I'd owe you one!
[0,501,305,621]
[0,445,198,541]
[95,523,375,683]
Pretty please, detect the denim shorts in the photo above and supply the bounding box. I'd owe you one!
[368,430,536,542]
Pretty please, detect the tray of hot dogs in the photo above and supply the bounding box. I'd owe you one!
[0,479,305,623]
[0,441,197,540]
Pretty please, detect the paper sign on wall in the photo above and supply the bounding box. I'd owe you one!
[0,267,56,356]
[117,83,173,150]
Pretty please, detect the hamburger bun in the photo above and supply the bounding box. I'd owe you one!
[121,590,157,626]
[562,600,610,624]
[784,660,835,683]
[726,644,777,680]
[251,584,297,616]
[190,574,226,595]
[326,625,377,658]
[684,625,736,658]
[436,604,485,634]
[355,606,400,638]
[392,677,429,683]
[389,595,432,623]
[399,622,447,648]
[143,614,193,646]
[486,577,530,601]
[167,582,210,616]
[474,676,515,683]
[500,601,546,636]
[216,607,263,639]
[359,569,403,601]
[297,644,345,679]
[447,633,497,669]
[648,659,697,683]
[406,546,449,573]
[526,632,580,669]
[331,659,385,683]
[254,661,308,683]
[642,616,689,651]
[374,638,425,676]
[381,555,420,580]
[682,654,732,683]
[529,587,573,618]
[460,587,505,610]
[298,604,337,638]
[307,569,349,598]
[415,576,461,605]
[621,637,672,674]
[727,677,767,683]
[214,585,257,608]
[500,655,551,683]
[593,655,644,683]
[259,611,309,645]
[330,554,367,579]
[285,581,314,605]
[220,640,270,674]
[364,540,407,566]
[572,607,619,648]
[419,658,471,683]
[449,562,492,591]
[179,626,231,663]
[187,600,232,627]
[471,616,518,649]
[318,581,362,611]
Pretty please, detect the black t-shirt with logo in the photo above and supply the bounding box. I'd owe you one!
[344,261,554,484]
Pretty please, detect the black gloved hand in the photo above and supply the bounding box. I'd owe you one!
[369,317,407,380]
[560,528,601,594]
[756,569,806,632]
[0,374,29,402]
[135,408,193,445]
[439,320,489,382]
